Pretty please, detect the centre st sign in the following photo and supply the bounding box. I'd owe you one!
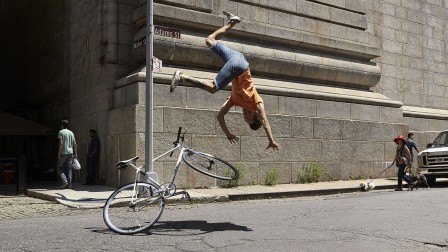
[133,25,181,50]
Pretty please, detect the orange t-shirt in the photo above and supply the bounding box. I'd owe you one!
[227,69,263,112]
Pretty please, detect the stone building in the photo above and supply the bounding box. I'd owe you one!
[1,0,447,188]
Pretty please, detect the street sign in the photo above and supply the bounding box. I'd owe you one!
[133,38,146,49]
[154,25,181,39]
[153,56,162,72]
[134,25,181,50]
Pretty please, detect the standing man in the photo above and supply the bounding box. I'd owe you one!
[57,120,77,189]
[406,132,420,167]
[84,129,99,185]
[170,11,280,150]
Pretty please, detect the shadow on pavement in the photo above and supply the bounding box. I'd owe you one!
[428,181,448,188]
[88,220,252,236]
[148,220,253,235]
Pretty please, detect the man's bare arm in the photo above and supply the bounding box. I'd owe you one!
[256,103,280,150]
[217,100,239,143]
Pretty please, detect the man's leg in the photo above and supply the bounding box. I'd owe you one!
[57,155,69,188]
[92,157,97,184]
[179,74,218,93]
[171,13,241,93]
[86,157,95,184]
[66,155,73,187]
[205,20,239,48]
[171,21,239,94]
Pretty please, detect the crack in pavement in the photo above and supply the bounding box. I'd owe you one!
[291,225,446,250]
[423,242,448,248]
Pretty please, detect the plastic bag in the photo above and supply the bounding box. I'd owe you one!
[72,158,81,170]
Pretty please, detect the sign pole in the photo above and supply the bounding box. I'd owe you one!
[145,0,155,178]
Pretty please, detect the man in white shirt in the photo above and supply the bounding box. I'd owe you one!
[57,120,77,189]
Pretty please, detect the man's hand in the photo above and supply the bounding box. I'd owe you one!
[266,141,280,151]
[227,134,239,144]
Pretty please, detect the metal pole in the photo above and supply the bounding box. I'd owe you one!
[145,0,155,179]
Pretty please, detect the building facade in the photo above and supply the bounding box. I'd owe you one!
[2,0,448,188]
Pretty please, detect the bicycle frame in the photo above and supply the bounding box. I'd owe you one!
[125,139,189,202]
[104,127,239,235]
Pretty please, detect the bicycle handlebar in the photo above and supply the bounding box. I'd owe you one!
[170,127,183,157]
[175,127,182,144]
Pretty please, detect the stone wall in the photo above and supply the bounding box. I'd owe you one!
[133,1,382,89]
[110,67,406,187]
[68,0,140,185]
[367,0,448,151]
[102,0,417,187]
[96,0,448,187]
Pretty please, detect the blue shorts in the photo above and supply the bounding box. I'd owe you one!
[211,41,249,89]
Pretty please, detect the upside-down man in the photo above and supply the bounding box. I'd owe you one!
[170,12,280,150]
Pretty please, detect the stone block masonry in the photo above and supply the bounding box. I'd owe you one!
[107,72,408,187]
[368,0,448,132]
[73,0,448,187]
[14,0,448,190]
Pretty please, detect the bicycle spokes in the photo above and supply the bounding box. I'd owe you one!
[187,152,215,171]
[182,149,239,180]
[103,182,165,234]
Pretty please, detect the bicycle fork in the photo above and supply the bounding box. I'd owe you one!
[129,151,190,202]
[165,147,191,200]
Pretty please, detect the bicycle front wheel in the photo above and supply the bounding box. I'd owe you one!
[182,149,239,180]
[103,182,165,235]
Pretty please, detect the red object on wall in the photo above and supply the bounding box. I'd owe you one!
[3,170,14,184]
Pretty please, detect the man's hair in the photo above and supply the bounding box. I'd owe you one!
[408,132,414,138]
[249,115,262,131]
[61,120,69,129]
[89,129,97,135]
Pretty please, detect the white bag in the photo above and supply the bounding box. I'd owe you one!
[72,158,81,170]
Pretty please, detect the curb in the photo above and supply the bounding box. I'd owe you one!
[25,189,230,209]
[26,190,58,202]
[228,185,397,201]
[26,184,397,209]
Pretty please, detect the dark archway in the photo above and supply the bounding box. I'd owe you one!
[0,0,69,189]
[0,0,69,121]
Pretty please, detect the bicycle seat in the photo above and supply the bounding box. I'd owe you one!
[116,156,139,168]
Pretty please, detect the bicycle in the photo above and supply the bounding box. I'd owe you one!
[103,127,239,234]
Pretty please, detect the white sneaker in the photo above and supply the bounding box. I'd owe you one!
[223,11,242,23]
[170,70,182,93]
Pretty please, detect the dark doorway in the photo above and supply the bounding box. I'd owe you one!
[0,0,70,191]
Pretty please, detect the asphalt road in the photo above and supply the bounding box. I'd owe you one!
[1,188,447,251]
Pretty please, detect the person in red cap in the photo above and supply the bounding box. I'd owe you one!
[393,135,414,191]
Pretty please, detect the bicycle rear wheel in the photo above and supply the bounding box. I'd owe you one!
[182,149,239,180]
[103,182,164,235]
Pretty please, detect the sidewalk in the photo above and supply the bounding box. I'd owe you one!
[25,179,399,209]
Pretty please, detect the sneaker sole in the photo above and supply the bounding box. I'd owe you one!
[170,70,181,93]
[222,11,242,23]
